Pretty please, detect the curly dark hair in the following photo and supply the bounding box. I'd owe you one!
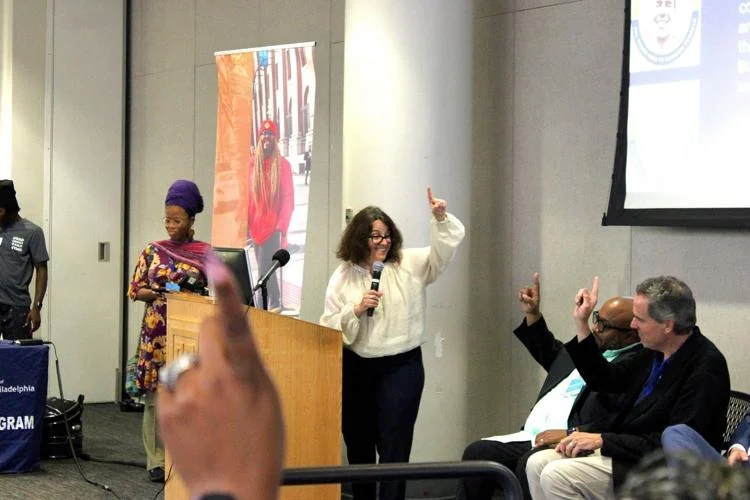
[336,206,403,265]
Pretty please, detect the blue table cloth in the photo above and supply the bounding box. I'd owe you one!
[0,340,49,473]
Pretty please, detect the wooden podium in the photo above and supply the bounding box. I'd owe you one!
[164,293,342,499]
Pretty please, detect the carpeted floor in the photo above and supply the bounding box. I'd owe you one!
[2,402,164,499]
[1,402,464,499]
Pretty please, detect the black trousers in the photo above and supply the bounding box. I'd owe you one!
[342,347,425,500]
[0,303,31,340]
[457,438,544,500]
[253,230,281,309]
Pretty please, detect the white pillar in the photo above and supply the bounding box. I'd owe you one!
[342,0,473,491]
[0,0,12,178]
[343,0,472,238]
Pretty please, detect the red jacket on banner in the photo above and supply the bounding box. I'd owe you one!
[247,155,294,246]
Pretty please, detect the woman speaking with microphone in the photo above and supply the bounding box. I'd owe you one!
[320,187,465,500]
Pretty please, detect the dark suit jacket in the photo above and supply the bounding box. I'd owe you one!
[565,327,730,486]
[731,413,750,450]
[514,317,641,432]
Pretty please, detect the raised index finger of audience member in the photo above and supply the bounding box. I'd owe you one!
[204,252,264,382]
[529,272,540,304]
[156,253,285,500]
[589,276,599,303]
[518,273,540,308]
[574,275,599,320]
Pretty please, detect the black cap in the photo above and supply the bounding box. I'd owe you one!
[0,179,20,212]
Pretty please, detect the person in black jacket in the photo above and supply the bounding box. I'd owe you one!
[526,275,730,500]
[457,273,641,499]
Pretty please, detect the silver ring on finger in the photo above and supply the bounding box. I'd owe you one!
[159,353,199,392]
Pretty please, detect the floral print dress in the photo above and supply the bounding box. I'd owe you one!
[128,241,209,394]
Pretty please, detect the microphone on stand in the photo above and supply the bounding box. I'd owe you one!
[253,249,291,292]
[367,261,385,317]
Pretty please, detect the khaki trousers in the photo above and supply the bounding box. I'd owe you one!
[142,392,165,471]
[526,448,615,499]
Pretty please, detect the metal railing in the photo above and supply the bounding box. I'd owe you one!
[282,460,522,499]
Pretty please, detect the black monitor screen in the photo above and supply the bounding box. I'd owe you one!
[212,247,254,306]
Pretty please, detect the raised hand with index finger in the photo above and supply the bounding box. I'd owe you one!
[573,276,599,342]
[518,272,541,315]
[427,187,447,221]
[573,275,599,323]
[518,272,543,326]
[157,252,284,500]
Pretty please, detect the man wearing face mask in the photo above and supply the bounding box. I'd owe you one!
[247,119,294,312]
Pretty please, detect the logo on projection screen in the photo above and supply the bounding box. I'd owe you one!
[632,0,700,66]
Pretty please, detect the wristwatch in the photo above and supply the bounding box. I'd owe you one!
[34,300,43,310]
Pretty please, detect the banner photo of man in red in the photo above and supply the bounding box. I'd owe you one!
[212,43,316,314]
[247,118,294,311]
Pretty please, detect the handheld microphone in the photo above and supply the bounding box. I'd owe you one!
[367,261,385,317]
[253,249,291,292]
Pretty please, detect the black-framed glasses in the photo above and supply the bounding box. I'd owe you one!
[593,310,633,332]
[368,233,392,244]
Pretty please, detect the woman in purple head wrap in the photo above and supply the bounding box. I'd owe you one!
[164,179,204,218]
[127,179,212,483]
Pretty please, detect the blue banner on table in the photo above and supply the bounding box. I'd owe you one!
[0,341,49,473]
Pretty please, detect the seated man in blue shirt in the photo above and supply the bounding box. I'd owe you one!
[457,273,641,499]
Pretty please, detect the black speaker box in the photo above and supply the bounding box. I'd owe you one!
[41,394,85,459]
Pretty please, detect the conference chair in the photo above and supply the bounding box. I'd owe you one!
[723,390,750,452]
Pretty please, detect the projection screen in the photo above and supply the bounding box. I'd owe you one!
[604,0,750,227]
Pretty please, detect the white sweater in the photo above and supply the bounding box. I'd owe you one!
[320,213,465,358]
